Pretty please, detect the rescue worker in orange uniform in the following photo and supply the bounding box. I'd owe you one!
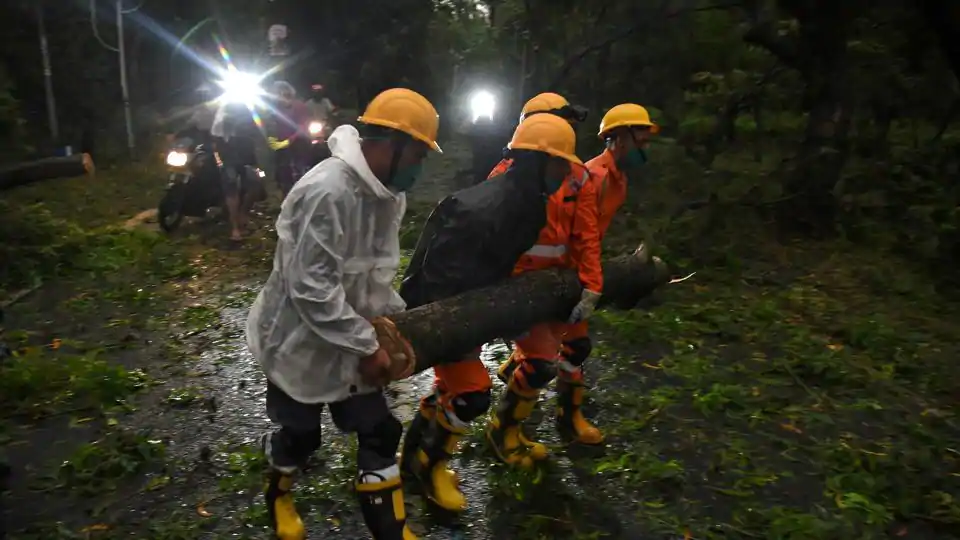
[397,114,586,512]
[484,92,597,464]
[490,103,659,464]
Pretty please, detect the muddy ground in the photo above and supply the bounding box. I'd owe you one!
[2,139,959,540]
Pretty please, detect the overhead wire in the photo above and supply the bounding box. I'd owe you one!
[89,0,144,52]
[89,0,119,52]
[121,0,146,14]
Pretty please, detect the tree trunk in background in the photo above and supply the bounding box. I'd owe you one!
[376,247,672,378]
[0,154,94,191]
[777,3,856,235]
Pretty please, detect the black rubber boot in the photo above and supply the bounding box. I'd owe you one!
[399,406,432,481]
[356,474,418,539]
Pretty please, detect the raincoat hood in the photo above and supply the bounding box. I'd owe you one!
[328,125,399,200]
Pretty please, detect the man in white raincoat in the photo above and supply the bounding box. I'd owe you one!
[246,88,441,540]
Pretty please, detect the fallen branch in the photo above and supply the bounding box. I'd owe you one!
[375,245,673,379]
[0,282,42,310]
[0,153,95,191]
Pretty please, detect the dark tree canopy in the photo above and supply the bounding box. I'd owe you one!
[0,0,957,280]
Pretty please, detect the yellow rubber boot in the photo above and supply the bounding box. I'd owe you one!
[557,378,603,444]
[486,382,548,467]
[413,412,467,512]
[356,472,419,539]
[264,471,306,540]
[496,355,520,384]
[517,430,549,458]
[400,403,434,481]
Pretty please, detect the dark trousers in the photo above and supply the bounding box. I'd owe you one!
[264,381,402,474]
[273,142,310,196]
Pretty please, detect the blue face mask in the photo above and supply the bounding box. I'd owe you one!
[617,148,648,170]
[391,163,423,192]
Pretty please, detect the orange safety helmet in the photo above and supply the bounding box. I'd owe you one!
[598,103,659,137]
[358,88,442,153]
[520,92,588,123]
[507,113,583,165]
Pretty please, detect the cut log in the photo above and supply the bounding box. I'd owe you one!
[0,153,95,191]
[375,245,671,380]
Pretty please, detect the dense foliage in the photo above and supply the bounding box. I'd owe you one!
[2,3,960,538]
[2,0,957,284]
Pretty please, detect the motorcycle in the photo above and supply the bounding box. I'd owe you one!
[156,134,265,232]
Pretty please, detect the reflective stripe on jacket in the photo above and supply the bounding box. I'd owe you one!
[486,157,603,292]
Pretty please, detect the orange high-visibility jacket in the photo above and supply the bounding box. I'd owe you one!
[486,158,604,293]
[583,149,628,239]
[487,158,511,179]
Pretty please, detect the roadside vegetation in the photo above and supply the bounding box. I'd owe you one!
[2,1,960,537]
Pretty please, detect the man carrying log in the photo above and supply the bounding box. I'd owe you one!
[479,91,604,462]
[397,113,586,512]
[246,88,441,540]
[490,103,660,463]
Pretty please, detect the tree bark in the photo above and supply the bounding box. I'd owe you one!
[375,246,672,379]
[0,153,95,191]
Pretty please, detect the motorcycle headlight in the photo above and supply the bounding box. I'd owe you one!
[308,121,324,136]
[166,151,189,167]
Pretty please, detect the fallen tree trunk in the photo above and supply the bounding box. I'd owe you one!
[0,153,95,191]
[375,245,671,380]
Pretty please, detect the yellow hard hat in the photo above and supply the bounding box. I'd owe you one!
[598,103,660,137]
[358,88,442,153]
[507,113,583,165]
[521,92,570,118]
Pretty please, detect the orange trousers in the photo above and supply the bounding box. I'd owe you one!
[508,320,591,389]
[431,320,591,401]
[432,347,492,408]
[513,320,589,358]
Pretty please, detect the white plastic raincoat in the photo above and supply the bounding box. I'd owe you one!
[246,124,407,404]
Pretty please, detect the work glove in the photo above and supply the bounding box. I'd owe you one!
[568,289,602,324]
[267,136,290,151]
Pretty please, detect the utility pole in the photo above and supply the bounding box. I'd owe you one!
[36,1,59,144]
[116,0,134,156]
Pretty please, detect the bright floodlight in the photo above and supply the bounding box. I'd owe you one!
[470,90,495,122]
[217,70,263,106]
[308,121,324,136]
